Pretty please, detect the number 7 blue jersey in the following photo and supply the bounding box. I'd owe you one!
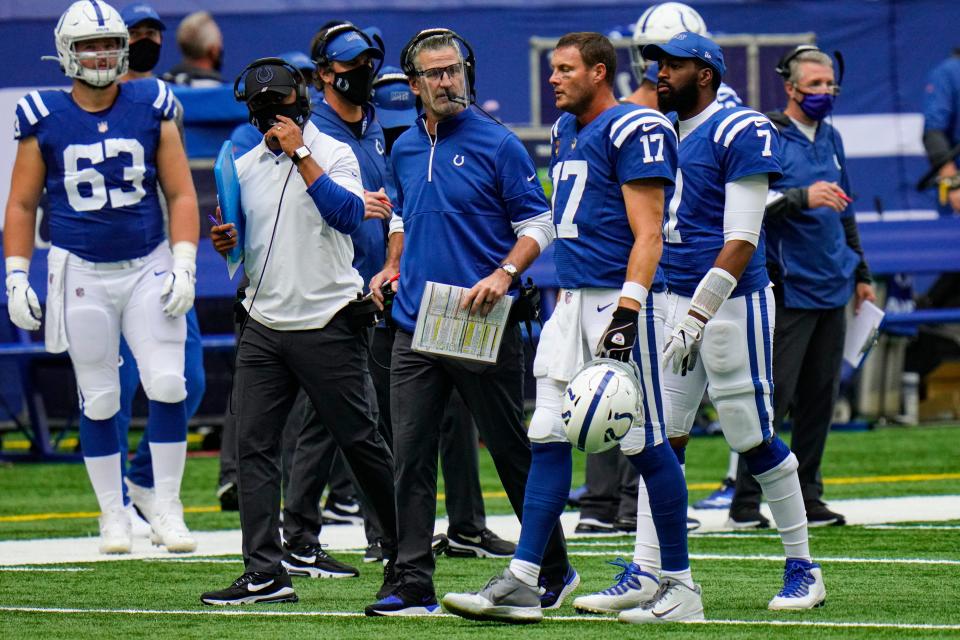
[662,103,782,298]
[550,104,677,290]
[13,79,176,262]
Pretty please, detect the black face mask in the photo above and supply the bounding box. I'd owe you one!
[128,39,161,73]
[250,103,308,135]
[332,65,374,105]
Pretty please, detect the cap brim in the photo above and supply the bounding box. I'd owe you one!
[329,43,384,62]
[641,42,692,62]
[128,17,165,30]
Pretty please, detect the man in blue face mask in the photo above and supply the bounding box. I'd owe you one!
[727,46,876,529]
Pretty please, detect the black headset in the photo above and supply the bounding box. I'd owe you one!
[311,21,383,75]
[775,44,845,90]
[233,57,311,109]
[400,28,477,103]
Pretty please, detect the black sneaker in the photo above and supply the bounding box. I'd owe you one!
[727,507,771,529]
[376,559,401,600]
[321,494,363,525]
[365,583,440,616]
[431,533,449,557]
[446,528,516,558]
[574,518,618,535]
[282,544,359,578]
[217,482,239,512]
[806,501,846,527]
[200,571,298,605]
[614,516,638,533]
[364,542,383,563]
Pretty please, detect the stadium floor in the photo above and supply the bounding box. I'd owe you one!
[0,424,958,638]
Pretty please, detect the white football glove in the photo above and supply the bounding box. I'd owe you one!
[161,242,197,318]
[662,313,705,376]
[5,269,42,331]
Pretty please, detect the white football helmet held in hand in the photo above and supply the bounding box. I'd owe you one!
[562,358,644,454]
[630,2,709,82]
[52,0,129,87]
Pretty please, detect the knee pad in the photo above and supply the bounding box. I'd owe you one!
[743,436,796,477]
[528,405,568,444]
[82,390,120,420]
[144,372,187,403]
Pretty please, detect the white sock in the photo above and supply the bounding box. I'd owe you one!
[149,441,187,505]
[509,559,540,588]
[755,453,811,561]
[661,568,694,589]
[632,476,661,576]
[726,450,739,481]
[84,453,124,515]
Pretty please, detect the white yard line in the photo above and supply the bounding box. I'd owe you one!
[0,567,90,572]
[0,606,958,631]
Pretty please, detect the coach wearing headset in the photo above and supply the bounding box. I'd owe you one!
[200,59,397,607]
[728,46,875,529]
[363,29,571,616]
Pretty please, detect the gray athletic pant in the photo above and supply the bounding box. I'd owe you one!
[234,314,396,574]
[732,304,846,510]
[391,326,568,593]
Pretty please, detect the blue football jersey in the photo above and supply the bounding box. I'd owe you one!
[661,103,782,298]
[550,104,676,290]
[13,79,175,262]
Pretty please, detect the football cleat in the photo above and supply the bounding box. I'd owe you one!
[126,503,152,538]
[442,568,543,624]
[618,577,705,623]
[573,558,659,614]
[693,477,736,510]
[200,571,298,606]
[539,565,580,609]
[98,507,132,554]
[768,559,826,610]
[125,478,156,523]
[150,497,197,553]
[365,584,441,616]
[446,528,516,558]
[282,544,359,578]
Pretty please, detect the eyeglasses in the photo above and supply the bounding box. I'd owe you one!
[794,80,840,96]
[415,63,463,82]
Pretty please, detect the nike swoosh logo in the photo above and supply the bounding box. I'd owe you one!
[153,270,167,277]
[597,303,613,312]
[527,174,537,181]
[641,122,659,132]
[247,579,275,592]
[291,554,315,563]
[652,604,681,618]
[459,535,482,544]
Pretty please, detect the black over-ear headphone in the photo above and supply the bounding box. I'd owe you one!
[234,57,311,108]
[311,21,383,76]
[775,44,845,89]
[400,28,477,103]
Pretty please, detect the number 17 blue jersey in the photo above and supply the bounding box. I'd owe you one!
[550,104,677,290]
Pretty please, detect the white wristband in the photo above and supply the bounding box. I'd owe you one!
[620,281,649,306]
[171,241,197,275]
[690,267,738,321]
[5,256,30,276]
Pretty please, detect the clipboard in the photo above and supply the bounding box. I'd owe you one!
[213,140,244,279]
[843,300,885,369]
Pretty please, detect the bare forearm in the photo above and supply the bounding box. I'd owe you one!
[621,232,662,311]
[501,236,541,273]
[3,205,37,260]
[383,233,404,272]
[713,239,755,281]
[167,194,200,246]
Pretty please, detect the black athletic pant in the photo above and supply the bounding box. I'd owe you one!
[391,326,568,593]
[234,314,396,574]
[731,304,845,510]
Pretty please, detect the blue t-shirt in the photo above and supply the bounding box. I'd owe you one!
[311,101,389,288]
[662,104,782,298]
[390,107,550,333]
[550,104,676,290]
[765,115,859,309]
[14,79,174,262]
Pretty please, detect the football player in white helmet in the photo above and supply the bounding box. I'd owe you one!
[626,2,741,110]
[5,0,199,555]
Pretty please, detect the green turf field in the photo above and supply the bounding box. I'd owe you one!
[1,424,959,638]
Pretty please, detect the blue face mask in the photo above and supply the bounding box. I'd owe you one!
[797,90,835,121]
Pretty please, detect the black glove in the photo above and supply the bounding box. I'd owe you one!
[596,306,639,362]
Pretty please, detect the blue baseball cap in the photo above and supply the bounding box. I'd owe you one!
[372,66,417,130]
[641,31,726,78]
[325,29,384,63]
[120,3,165,30]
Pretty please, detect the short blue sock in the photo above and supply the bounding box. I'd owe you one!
[514,442,573,566]
[147,400,187,443]
[80,414,121,458]
[628,444,689,572]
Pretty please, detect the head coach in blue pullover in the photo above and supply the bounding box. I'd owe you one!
[364,29,573,616]
[729,46,876,529]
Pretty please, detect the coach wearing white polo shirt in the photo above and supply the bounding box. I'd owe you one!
[201,59,396,607]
